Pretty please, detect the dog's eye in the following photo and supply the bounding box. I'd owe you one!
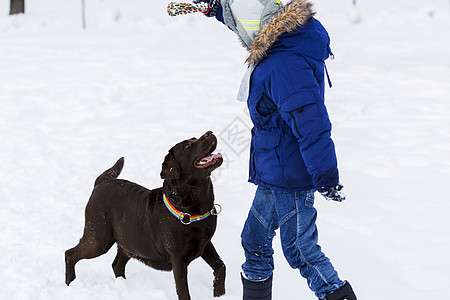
[184,142,192,149]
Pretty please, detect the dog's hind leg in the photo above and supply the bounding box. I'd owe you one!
[112,246,130,279]
[201,241,226,297]
[65,223,115,285]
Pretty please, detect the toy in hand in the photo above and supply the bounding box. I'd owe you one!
[167,2,210,16]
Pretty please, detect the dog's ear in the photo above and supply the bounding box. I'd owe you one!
[160,150,180,180]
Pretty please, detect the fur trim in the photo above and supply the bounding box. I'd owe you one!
[246,0,315,65]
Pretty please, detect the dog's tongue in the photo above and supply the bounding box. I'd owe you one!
[195,153,222,168]
[199,153,222,164]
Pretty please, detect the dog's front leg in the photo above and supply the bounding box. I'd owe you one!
[201,241,226,297]
[172,259,191,300]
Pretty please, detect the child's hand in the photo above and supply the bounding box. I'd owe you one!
[193,0,221,17]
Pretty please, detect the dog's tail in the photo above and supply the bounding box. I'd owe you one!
[94,157,125,186]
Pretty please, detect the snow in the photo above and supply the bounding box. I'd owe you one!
[1,0,449,299]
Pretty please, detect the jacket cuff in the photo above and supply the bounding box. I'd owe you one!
[313,167,339,191]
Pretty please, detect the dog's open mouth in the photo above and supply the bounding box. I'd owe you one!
[194,135,223,169]
[195,153,223,169]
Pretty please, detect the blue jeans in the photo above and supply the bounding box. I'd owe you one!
[241,186,344,298]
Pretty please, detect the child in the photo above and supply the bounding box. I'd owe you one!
[194,1,357,299]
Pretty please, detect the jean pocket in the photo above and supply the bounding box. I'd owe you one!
[305,190,315,208]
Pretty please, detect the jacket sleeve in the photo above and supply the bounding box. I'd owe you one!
[267,59,339,190]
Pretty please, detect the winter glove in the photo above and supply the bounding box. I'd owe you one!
[319,184,346,202]
[193,0,221,17]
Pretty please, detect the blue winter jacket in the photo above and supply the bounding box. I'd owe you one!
[246,18,338,191]
[245,19,340,193]
[216,4,339,191]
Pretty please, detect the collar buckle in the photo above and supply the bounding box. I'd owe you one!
[163,193,221,225]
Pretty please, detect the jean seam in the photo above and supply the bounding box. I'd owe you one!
[295,198,333,289]
[250,206,270,230]
[295,238,333,288]
[279,209,296,228]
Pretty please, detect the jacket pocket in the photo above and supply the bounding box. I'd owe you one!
[279,90,330,139]
[253,130,283,185]
[256,93,278,117]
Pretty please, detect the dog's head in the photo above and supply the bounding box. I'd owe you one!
[160,131,223,180]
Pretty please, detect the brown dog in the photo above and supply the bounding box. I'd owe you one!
[65,131,225,300]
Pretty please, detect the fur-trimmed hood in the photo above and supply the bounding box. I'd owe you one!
[221,0,332,65]
[233,0,333,102]
[246,0,315,65]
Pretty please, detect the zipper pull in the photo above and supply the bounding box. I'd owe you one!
[327,45,335,60]
[324,62,332,88]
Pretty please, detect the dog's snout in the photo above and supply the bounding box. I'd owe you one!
[203,131,213,138]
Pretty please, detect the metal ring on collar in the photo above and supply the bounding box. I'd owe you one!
[212,204,222,216]
[180,213,191,225]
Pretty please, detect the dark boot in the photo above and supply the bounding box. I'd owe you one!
[320,281,356,300]
[241,273,273,300]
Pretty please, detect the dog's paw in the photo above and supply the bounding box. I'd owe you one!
[213,286,225,297]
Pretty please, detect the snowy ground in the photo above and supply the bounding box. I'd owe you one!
[1,0,449,299]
